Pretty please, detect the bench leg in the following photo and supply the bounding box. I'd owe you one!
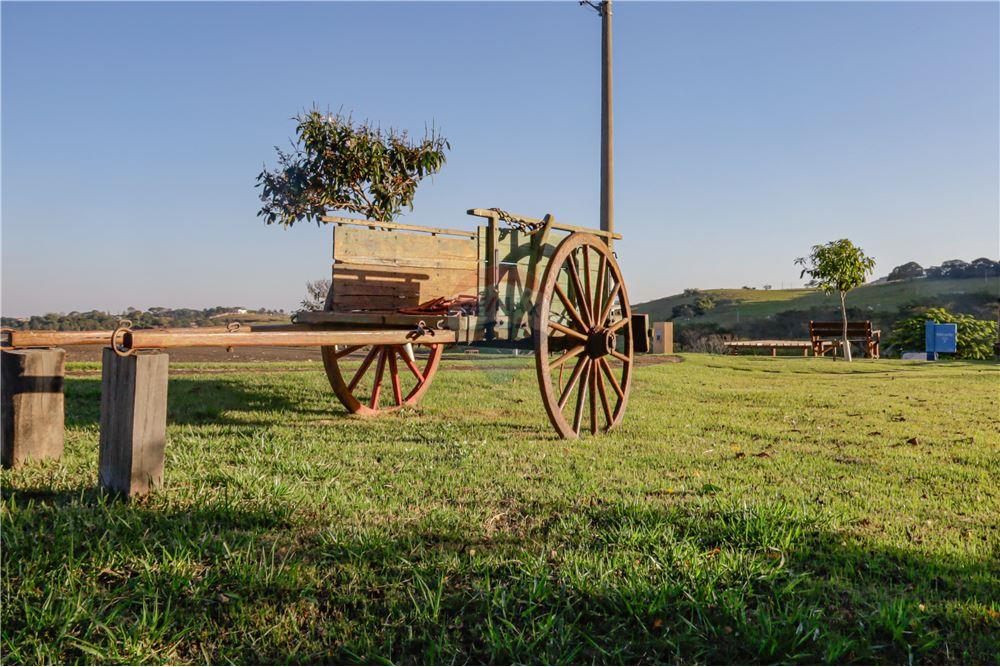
[99,348,169,498]
[1,348,66,469]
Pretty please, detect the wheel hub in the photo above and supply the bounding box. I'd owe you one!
[586,327,617,358]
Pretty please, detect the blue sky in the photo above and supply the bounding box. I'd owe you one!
[2,1,997,316]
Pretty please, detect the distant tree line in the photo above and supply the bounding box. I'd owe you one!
[887,257,999,282]
[1,306,285,331]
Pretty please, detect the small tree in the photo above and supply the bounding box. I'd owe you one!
[257,109,449,227]
[795,239,876,361]
[301,279,332,311]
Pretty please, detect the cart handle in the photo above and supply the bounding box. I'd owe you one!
[466,209,622,240]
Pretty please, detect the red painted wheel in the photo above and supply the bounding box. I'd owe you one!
[321,343,443,415]
[535,233,633,439]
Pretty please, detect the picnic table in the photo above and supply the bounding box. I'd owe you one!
[809,321,881,358]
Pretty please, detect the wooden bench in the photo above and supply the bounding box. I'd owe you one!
[809,321,881,358]
[724,340,813,357]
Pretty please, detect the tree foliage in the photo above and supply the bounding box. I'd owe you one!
[887,261,924,281]
[889,307,997,360]
[796,240,876,295]
[257,110,449,227]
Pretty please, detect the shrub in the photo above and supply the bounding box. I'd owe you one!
[694,296,717,313]
[671,304,697,319]
[889,307,997,359]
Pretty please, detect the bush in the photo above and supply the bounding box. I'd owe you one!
[671,304,697,319]
[694,296,717,313]
[889,307,997,359]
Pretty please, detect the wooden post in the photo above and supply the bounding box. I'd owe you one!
[1,348,65,468]
[600,0,614,244]
[98,348,169,498]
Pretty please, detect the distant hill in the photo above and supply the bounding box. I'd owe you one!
[633,277,999,350]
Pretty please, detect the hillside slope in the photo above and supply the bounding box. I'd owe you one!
[633,277,999,330]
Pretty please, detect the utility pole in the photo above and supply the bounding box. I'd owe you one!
[583,0,614,243]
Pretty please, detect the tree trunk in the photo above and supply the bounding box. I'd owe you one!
[840,291,852,362]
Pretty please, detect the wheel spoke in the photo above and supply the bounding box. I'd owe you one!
[553,282,589,331]
[610,349,630,364]
[572,363,588,434]
[388,350,403,406]
[565,253,594,326]
[333,344,364,360]
[549,320,588,342]
[593,254,607,320]
[597,282,621,328]
[599,357,624,399]
[607,317,629,333]
[348,347,380,391]
[369,348,387,409]
[548,344,585,371]
[588,362,598,435]
[596,365,613,427]
[558,356,589,410]
[582,247,593,319]
[396,345,425,383]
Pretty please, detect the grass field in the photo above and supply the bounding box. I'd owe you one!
[634,277,1000,328]
[3,354,998,664]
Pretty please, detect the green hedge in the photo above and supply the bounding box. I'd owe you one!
[889,307,997,359]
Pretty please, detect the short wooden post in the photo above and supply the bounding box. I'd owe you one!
[98,348,169,498]
[1,348,66,468]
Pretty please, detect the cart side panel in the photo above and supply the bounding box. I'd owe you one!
[477,227,572,341]
[330,226,479,312]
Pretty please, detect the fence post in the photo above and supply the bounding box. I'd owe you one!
[1,348,66,468]
[98,348,169,498]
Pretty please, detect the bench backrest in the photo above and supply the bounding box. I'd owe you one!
[809,321,874,338]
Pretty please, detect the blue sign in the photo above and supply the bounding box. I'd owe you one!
[925,321,958,360]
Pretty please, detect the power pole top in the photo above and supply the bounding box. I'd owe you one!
[583,0,614,243]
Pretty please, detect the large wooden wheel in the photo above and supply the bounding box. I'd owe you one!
[321,343,443,415]
[535,233,633,439]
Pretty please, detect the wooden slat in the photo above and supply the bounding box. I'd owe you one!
[322,215,477,239]
[331,262,477,312]
[334,226,477,263]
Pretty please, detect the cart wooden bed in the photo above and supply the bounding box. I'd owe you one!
[2,208,634,439]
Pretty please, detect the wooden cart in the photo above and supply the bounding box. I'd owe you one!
[295,208,634,438]
[1,207,634,439]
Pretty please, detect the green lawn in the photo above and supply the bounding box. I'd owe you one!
[3,355,998,664]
